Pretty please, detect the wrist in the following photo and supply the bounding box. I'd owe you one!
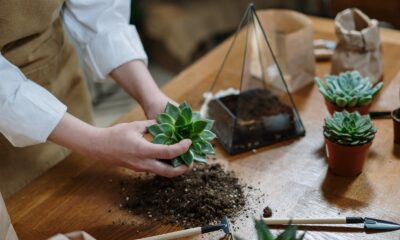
[84,126,110,161]
[49,113,106,159]
[141,90,166,112]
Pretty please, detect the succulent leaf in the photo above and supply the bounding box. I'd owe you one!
[179,101,191,110]
[200,130,217,141]
[192,112,202,121]
[157,113,175,125]
[204,119,215,130]
[276,225,298,240]
[176,113,187,126]
[181,107,192,122]
[255,219,274,240]
[150,102,216,167]
[193,152,207,163]
[324,111,377,145]
[153,134,169,144]
[190,142,202,153]
[158,123,175,136]
[192,120,208,134]
[200,141,215,154]
[165,102,180,120]
[314,71,383,107]
[181,150,194,165]
[147,124,162,136]
[171,158,184,167]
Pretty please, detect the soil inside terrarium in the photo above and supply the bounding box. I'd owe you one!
[208,89,304,154]
[219,89,293,121]
[120,164,247,228]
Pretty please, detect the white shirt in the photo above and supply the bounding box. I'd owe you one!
[0,0,147,147]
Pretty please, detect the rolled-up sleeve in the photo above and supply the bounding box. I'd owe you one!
[0,54,67,147]
[61,0,148,82]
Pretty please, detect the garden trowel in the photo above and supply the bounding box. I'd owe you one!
[263,217,400,231]
[136,216,231,240]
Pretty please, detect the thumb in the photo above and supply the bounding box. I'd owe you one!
[144,139,192,159]
[133,120,157,133]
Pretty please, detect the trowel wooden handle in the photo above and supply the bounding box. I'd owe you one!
[136,227,202,240]
[263,217,349,225]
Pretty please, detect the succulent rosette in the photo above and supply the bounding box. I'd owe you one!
[148,102,216,167]
[315,71,383,107]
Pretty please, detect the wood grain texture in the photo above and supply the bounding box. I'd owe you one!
[6,13,400,240]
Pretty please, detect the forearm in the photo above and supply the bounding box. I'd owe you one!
[48,112,101,157]
[110,60,164,113]
[47,113,192,177]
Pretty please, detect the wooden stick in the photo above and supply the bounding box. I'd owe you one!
[136,227,202,240]
[263,217,348,225]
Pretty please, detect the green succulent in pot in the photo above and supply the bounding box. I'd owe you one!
[324,111,377,146]
[323,111,377,176]
[315,71,383,107]
[235,219,305,240]
[148,102,216,167]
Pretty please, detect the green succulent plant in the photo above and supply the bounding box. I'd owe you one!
[324,111,377,146]
[235,219,305,240]
[147,102,216,167]
[315,71,383,107]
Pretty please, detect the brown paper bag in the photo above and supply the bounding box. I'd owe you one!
[331,8,383,84]
[251,9,316,92]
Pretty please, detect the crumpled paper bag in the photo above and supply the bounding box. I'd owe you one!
[48,232,96,240]
[331,8,383,84]
[251,9,316,93]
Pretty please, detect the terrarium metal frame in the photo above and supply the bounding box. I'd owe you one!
[207,3,306,154]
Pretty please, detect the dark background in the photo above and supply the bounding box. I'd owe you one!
[131,0,399,73]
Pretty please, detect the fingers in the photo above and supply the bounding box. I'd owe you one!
[143,159,193,177]
[142,139,192,159]
[132,120,157,133]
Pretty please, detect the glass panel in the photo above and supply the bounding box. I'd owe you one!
[207,4,306,154]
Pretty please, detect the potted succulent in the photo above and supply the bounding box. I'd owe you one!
[315,71,383,115]
[235,218,305,240]
[324,111,377,176]
[148,102,216,167]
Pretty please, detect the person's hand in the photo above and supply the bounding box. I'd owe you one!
[93,120,193,177]
[49,114,193,178]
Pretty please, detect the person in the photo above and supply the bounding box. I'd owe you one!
[0,0,193,199]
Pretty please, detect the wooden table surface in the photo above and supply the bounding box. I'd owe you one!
[6,13,400,240]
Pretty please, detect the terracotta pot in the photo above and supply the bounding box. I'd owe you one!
[324,99,371,115]
[324,137,372,177]
[392,108,400,144]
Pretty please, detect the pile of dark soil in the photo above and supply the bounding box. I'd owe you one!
[120,164,246,228]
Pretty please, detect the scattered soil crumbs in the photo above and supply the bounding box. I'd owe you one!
[263,206,273,218]
[120,164,247,228]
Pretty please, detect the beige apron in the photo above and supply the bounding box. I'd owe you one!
[0,1,93,198]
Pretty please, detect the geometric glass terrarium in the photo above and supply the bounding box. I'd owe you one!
[205,4,306,154]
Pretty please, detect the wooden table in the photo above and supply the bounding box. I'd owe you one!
[6,13,400,240]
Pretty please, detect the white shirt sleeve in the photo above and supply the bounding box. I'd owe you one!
[0,54,67,147]
[61,0,148,82]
